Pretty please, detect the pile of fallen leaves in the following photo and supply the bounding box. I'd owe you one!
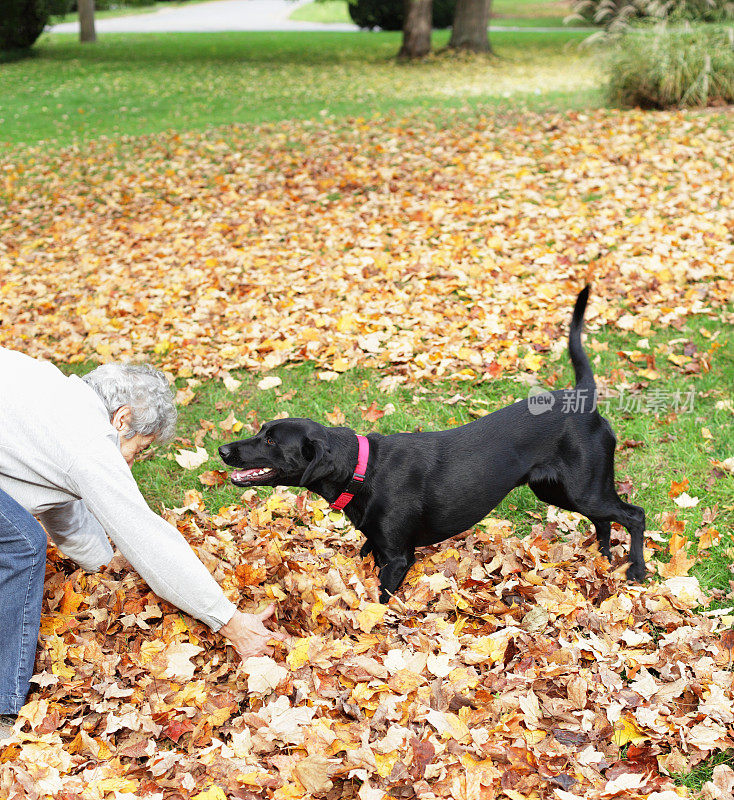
[2,489,733,799]
[0,109,732,384]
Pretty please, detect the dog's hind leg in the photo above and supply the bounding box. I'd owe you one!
[616,501,646,582]
[589,518,612,562]
[569,492,646,582]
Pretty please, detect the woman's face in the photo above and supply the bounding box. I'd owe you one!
[111,405,157,468]
[119,432,156,468]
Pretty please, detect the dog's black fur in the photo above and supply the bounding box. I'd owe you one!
[220,287,646,603]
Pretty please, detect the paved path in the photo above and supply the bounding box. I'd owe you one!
[49,1,593,35]
[50,0,359,34]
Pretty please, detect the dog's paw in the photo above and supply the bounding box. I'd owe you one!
[360,541,373,559]
[626,562,647,582]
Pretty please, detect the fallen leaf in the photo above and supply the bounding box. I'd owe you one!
[174,446,209,470]
[258,376,282,390]
[199,470,228,487]
[674,492,699,508]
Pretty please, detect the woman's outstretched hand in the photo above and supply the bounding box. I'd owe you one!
[219,606,288,659]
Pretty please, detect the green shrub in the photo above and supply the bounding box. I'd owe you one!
[348,0,456,31]
[47,0,72,15]
[569,0,734,29]
[608,22,734,107]
[0,0,50,49]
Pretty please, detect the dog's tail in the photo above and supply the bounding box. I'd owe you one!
[569,285,595,390]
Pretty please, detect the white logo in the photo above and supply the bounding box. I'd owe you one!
[527,386,555,415]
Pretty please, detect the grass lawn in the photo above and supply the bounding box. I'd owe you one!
[0,29,600,147]
[290,0,586,26]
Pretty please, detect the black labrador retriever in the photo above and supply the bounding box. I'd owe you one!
[220,287,646,603]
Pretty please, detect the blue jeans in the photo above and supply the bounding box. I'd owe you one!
[0,489,46,715]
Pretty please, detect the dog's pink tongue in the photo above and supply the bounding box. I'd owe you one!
[231,469,256,481]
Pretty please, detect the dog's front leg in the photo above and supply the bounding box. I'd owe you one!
[378,552,415,604]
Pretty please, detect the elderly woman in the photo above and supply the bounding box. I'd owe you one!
[0,347,284,739]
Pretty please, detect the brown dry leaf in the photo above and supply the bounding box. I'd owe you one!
[294,755,334,794]
[175,386,196,407]
[219,411,243,435]
[199,470,228,487]
[325,406,346,425]
[657,549,697,578]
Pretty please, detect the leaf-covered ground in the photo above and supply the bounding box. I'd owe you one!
[1,111,731,382]
[1,109,733,799]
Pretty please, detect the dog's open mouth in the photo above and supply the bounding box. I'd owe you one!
[230,467,278,486]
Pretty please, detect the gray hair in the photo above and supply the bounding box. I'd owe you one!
[82,363,177,443]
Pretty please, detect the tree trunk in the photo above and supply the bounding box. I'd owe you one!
[78,0,96,43]
[399,0,433,59]
[449,0,492,53]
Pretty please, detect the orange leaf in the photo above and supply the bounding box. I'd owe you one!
[199,470,228,487]
[668,478,689,498]
[360,401,385,423]
[59,582,84,615]
[668,529,687,556]
[697,527,721,551]
[661,512,685,535]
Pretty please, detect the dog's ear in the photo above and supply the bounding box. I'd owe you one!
[300,437,332,485]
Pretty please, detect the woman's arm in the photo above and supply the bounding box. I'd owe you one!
[37,500,113,572]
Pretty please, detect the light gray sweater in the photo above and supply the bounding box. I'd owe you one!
[0,347,236,631]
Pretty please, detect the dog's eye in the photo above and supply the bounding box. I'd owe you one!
[265,436,275,446]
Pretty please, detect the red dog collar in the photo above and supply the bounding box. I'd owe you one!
[330,434,369,511]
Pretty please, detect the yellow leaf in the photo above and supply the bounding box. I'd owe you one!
[357,603,387,633]
[613,715,649,746]
[266,494,289,512]
[97,778,139,793]
[207,706,233,728]
[139,640,166,665]
[287,637,313,670]
[523,352,543,372]
[274,785,305,800]
[336,313,355,332]
[701,428,713,440]
[375,751,400,778]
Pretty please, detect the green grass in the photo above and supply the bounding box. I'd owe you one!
[290,0,581,26]
[672,750,734,794]
[59,311,733,599]
[0,29,599,147]
[290,0,353,24]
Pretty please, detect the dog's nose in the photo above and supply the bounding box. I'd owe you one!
[218,444,233,462]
